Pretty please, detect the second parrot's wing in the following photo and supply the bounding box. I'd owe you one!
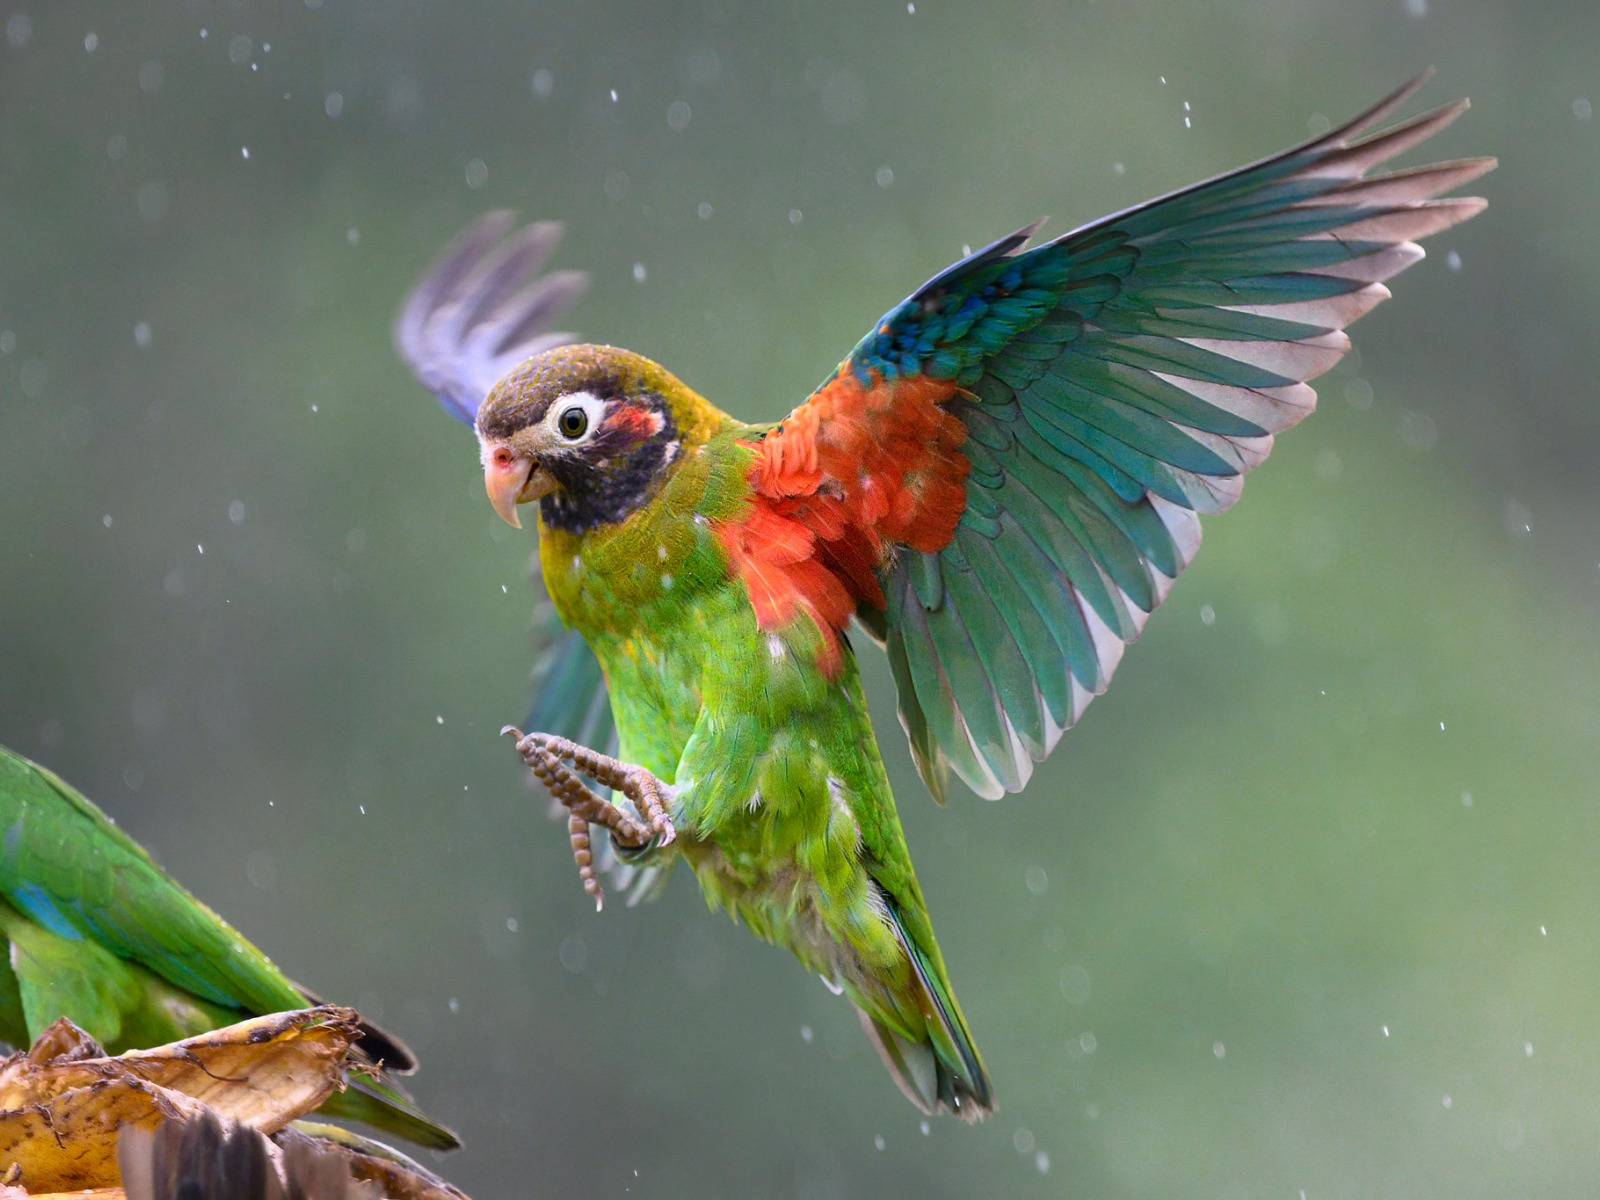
[723,75,1492,801]
[0,746,308,1015]
[393,212,588,427]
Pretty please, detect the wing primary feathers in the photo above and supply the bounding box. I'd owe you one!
[393,213,588,427]
[734,75,1490,801]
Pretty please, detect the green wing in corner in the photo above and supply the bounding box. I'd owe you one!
[0,744,459,1151]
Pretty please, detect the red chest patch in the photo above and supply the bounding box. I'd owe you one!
[716,371,970,676]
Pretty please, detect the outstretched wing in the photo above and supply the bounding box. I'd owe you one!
[727,75,1493,801]
[395,214,615,794]
[394,212,588,426]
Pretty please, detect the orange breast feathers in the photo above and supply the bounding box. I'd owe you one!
[715,371,970,675]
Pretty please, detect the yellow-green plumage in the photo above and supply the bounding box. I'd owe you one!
[528,351,992,1115]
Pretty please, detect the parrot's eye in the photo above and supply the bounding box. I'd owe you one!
[557,406,589,440]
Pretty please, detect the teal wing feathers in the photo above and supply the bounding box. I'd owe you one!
[841,75,1492,799]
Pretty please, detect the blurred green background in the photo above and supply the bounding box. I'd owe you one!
[0,1,1595,1196]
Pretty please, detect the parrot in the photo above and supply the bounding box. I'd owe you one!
[0,744,460,1151]
[393,76,1491,1120]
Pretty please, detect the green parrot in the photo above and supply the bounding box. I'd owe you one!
[394,77,1490,1119]
[0,744,459,1151]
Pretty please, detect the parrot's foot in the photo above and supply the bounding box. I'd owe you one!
[503,727,677,910]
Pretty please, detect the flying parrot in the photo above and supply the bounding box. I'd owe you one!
[394,77,1491,1120]
[0,744,459,1151]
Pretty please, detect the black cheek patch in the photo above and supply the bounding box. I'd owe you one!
[539,394,680,534]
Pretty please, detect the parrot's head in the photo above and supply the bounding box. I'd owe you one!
[475,344,715,534]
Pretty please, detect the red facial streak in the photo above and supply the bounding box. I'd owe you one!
[606,404,665,439]
[717,371,970,677]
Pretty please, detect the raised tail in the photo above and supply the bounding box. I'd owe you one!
[856,895,994,1122]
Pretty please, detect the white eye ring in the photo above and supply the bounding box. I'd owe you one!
[548,391,607,445]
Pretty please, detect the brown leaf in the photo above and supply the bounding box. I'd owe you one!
[0,1009,361,1194]
[279,1124,473,1200]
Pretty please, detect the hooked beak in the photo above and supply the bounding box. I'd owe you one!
[484,446,556,529]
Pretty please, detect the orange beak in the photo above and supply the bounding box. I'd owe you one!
[483,446,555,529]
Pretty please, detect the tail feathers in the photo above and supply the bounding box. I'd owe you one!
[857,897,995,1122]
[315,1063,460,1152]
[291,982,417,1075]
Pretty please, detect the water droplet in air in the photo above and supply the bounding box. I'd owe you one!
[1012,1127,1034,1154]
[84,32,98,52]
[667,99,691,131]
[531,68,554,98]
[874,1135,885,1151]
[1200,604,1216,626]
[229,500,245,524]
[788,208,803,225]
[228,34,252,65]
[632,262,647,283]
[325,91,344,117]
[134,322,152,347]
[1446,250,1462,271]
[1575,98,1592,121]
[697,201,713,219]
[1213,1041,1226,1059]
[876,165,894,187]
[465,159,488,188]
